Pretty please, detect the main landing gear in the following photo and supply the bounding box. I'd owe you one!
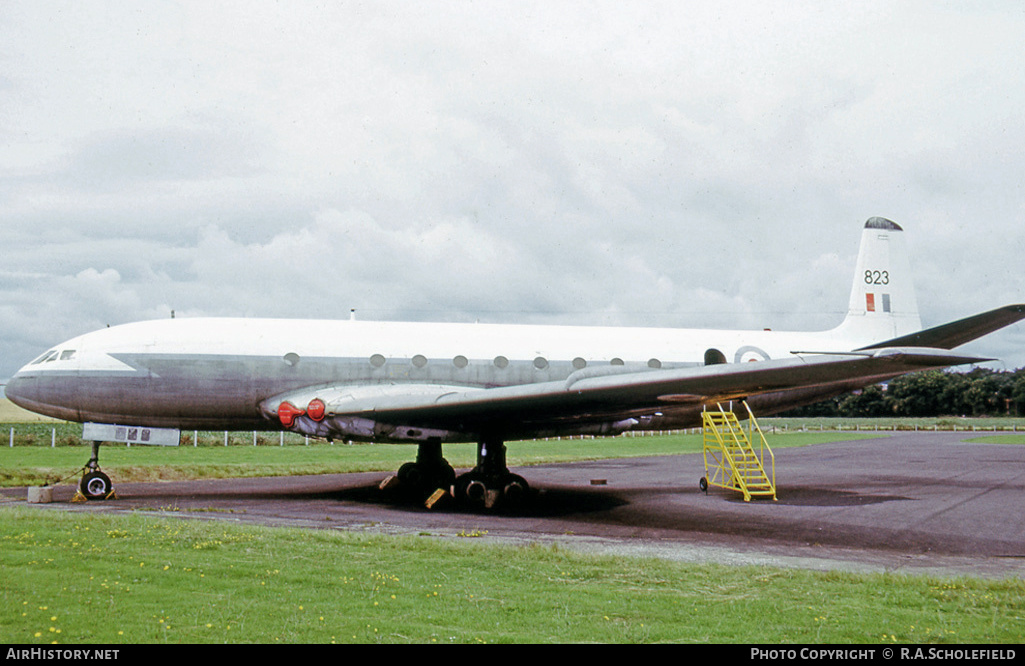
[78,441,115,501]
[454,436,529,511]
[388,436,531,511]
[396,440,456,494]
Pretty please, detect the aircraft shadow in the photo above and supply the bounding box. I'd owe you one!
[347,483,630,517]
[79,479,630,517]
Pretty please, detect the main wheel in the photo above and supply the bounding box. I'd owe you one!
[502,473,529,507]
[398,461,456,493]
[397,462,424,488]
[454,472,487,508]
[80,471,112,500]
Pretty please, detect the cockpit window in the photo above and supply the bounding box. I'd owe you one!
[31,350,58,364]
[30,349,75,364]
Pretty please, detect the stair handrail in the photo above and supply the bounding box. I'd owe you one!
[742,401,775,495]
[701,409,742,492]
[714,403,751,497]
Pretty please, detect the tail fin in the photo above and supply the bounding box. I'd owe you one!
[832,217,922,345]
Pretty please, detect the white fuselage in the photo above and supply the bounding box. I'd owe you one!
[6,315,874,430]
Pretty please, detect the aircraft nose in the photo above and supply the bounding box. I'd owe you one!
[6,372,26,403]
[5,365,82,422]
[5,371,35,411]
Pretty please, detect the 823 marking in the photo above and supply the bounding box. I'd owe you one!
[864,270,889,285]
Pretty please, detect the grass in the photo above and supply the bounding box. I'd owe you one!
[2,506,1023,644]
[3,402,1023,644]
[764,416,1025,432]
[964,434,1025,445]
[0,398,59,423]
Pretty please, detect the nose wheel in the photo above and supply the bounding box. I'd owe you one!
[77,441,116,501]
[80,470,113,500]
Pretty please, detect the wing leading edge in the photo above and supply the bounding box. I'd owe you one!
[262,347,988,443]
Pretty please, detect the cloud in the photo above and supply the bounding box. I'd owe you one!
[64,124,266,190]
[1,1,1024,379]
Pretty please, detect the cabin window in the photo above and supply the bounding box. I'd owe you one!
[704,348,727,365]
[369,354,386,368]
[533,356,548,370]
[648,358,662,369]
[610,357,624,366]
[412,354,428,368]
[572,357,587,370]
[453,355,468,368]
[493,356,509,369]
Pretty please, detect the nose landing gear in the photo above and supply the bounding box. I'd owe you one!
[76,441,115,501]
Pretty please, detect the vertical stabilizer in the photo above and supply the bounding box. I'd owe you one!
[832,217,922,345]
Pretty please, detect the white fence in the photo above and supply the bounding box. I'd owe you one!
[5,426,318,447]
[5,421,1023,448]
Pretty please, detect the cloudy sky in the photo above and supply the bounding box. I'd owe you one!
[2,1,1024,381]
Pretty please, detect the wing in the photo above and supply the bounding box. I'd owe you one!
[260,347,987,443]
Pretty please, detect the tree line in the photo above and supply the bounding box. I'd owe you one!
[782,367,1025,418]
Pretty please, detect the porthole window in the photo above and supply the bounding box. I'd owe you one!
[369,354,386,368]
[453,355,468,369]
[648,358,662,369]
[572,357,587,370]
[610,357,624,366]
[412,354,428,368]
[493,355,509,369]
[283,352,301,367]
[533,356,549,370]
[704,348,727,365]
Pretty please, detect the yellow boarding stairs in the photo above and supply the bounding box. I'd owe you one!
[700,401,776,501]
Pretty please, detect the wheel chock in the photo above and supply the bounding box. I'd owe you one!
[72,489,118,502]
[425,488,448,509]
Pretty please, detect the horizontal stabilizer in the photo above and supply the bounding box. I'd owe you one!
[858,304,1025,351]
